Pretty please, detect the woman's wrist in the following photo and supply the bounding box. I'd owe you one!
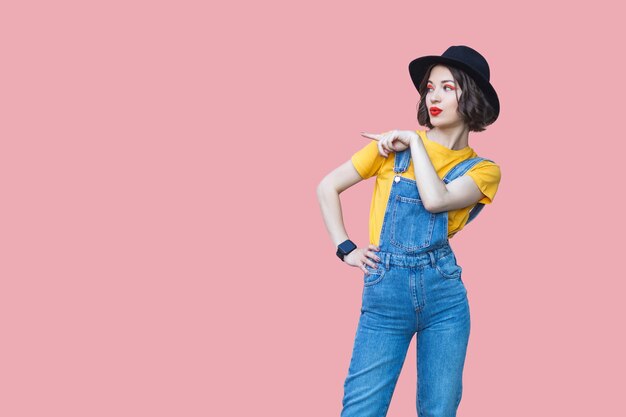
[409,133,422,148]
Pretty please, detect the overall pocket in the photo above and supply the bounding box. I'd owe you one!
[363,263,387,287]
[390,195,436,251]
[435,251,463,280]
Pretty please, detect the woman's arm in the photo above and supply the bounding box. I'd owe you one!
[317,160,381,273]
[408,136,485,213]
[316,160,364,246]
[361,131,486,214]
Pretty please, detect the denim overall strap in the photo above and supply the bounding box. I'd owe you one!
[393,147,411,174]
[442,157,494,225]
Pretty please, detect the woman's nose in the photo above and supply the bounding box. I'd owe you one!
[430,88,441,102]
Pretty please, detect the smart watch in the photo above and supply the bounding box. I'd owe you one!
[336,239,357,261]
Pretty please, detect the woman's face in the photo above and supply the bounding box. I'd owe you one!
[425,65,464,128]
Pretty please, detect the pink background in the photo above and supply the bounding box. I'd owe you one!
[1,1,624,416]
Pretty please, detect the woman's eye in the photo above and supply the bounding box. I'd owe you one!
[426,85,455,91]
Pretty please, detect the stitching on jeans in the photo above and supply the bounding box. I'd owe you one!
[413,268,425,313]
[418,268,426,311]
[428,251,436,268]
[390,195,435,251]
[436,266,461,279]
[410,269,418,311]
[435,253,462,279]
[363,266,386,287]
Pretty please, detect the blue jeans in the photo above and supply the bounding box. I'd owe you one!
[340,148,483,416]
[341,245,470,417]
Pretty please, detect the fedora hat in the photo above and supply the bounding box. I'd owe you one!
[408,45,500,121]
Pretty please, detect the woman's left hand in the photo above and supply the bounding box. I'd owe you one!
[360,130,419,157]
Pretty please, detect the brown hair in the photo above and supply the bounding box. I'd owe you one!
[416,64,497,132]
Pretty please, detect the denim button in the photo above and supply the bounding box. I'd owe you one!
[394,176,400,183]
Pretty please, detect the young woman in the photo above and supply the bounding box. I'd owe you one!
[316,45,502,417]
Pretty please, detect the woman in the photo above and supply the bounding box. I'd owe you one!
[316,45,502,417]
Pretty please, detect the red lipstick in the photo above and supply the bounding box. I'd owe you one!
[430,107,442,116]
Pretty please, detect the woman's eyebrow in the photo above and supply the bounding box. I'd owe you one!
[428,79,456,83]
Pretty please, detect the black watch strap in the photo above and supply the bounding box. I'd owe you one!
[336,239,357,261]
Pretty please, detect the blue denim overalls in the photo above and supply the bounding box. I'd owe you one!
[341,149,493,417]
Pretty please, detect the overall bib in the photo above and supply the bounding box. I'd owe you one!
[341,149,493,417]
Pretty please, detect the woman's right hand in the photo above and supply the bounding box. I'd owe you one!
[344,244,381,275]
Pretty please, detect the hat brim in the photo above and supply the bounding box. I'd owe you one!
[409,56,500,120]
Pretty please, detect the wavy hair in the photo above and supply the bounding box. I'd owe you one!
[416,64,497,132]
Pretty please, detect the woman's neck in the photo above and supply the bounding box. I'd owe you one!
[425,125,470,150]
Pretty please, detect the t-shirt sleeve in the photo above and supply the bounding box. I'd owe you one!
[350,140,386,179]
[466,161,502,204]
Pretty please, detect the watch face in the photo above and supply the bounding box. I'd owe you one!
[339,240,356,254]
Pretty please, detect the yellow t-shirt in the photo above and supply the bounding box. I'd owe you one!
[351,130,501,246]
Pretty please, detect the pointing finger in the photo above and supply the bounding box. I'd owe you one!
[360,132,381,141]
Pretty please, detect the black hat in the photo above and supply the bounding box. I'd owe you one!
[408,45,500,121]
